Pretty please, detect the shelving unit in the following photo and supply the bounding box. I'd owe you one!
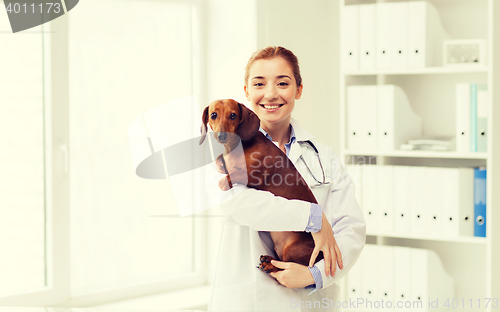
[339,0,499,311]
[344,149,488,160]
[367,231,487,245]
[346,66,489,76]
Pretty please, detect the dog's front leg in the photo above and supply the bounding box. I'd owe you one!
[215,154,228,174]
[218,169,250,191]
[218,174,232,191]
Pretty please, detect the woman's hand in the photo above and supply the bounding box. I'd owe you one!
[310,212,343,276]
[269,260,315,288]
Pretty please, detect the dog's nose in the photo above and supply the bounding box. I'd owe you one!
[218,132,228,142]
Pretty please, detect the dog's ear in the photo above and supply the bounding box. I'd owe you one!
[237,103,260,142]
[199,106,209,145]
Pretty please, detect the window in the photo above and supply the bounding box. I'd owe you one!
[0,0,205,306]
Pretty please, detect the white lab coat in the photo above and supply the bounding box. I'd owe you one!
[207,118,366,312]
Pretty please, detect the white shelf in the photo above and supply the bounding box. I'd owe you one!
[366,232,487,245]
[343,149,488,159]
[345,66,489,76]
[339,0,497,309]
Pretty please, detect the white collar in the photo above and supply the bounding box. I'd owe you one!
[290,117,314,142]
[288,118,314,164]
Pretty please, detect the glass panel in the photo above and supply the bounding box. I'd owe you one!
[0,17,46,297]
[68,0,195,294]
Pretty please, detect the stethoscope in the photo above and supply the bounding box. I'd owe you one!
[297,140,330,187]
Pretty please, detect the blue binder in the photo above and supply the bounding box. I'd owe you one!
[474,168,487,237]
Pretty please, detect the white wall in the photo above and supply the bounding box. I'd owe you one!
[205,0,258,104]
[257,0,341,151]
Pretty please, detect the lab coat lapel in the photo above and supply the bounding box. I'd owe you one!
[289,118,314,164]
[288,142,303,165]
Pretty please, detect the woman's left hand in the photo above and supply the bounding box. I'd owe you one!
[269,260,315,288]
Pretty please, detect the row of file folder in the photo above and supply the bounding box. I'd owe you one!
[346,165,487,238]
[347,85,422,151]
[343,1,450,71]
[347,245,454,312]
[456,83,488,153]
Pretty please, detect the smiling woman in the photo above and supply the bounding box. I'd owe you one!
[207,46,365,312]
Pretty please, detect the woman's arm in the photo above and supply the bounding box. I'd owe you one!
[205,164,317,232]
[215,185,322,231]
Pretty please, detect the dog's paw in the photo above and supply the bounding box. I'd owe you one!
[260,255,274,263]
[257,255,279,274]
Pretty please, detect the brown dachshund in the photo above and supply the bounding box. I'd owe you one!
[199,99,323,273]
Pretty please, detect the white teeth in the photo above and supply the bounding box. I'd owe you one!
[263,105,280,109]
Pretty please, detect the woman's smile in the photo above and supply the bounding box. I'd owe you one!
[259,103,285,112]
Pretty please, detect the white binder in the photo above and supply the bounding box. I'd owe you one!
[394,166,411,234]
[377,246,395,312]
[359,4,376,70]
[408,1,450,68]
[346,164,363,209]
[378,166,394,233]
[362,245,379,303]
[347,86,364,150]
[410,248,454,312]
[343,5,359,71]
[410,167,426,234]
[394,247,411,312]
[456,83,471,153]
[375,2,391,69]
[390,2,409,69]
[425,167,443,237]
[346,250,363,310]
[362,165,379,234]
[477,85,488,152]
[441,167,474,237]
[377,85,422,151]
[360,85,378,150]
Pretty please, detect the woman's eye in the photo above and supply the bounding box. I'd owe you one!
[253,82,264,87]
[278,82,289,86]
[210,112,217,120]
[229,113,237,120]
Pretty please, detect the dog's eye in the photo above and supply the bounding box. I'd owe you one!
[229,113,237,120]
[210,112,217,120]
